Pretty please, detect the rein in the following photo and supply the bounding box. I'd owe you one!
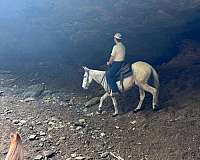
[100,73,106,84]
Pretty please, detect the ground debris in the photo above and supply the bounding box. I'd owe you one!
[84,97,100,107]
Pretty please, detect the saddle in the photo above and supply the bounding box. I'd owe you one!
[115,63,132,91]
[115,63,132,81]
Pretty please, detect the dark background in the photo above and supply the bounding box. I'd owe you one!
[0,0,200,89]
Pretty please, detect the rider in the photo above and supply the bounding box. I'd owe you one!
[106,33,126,96]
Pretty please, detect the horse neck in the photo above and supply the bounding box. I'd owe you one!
[90,69,105,85]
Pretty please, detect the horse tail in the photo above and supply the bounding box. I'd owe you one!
[151,67,159,89]
[151,66,159,104]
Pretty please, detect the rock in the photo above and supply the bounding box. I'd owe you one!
[20,120,27,125]
[101,152,109,158]
[51,117,59,122]
[74,119,86,127]
[48,121,56,125]
[34,155,43,160]
[39,131,46,136]
[24,97,36,102]
[86,113,94,117]
[100,133,106,137]
[40,137,46,142]
[12,119,19,124]
[84,97,100,107]
[71,153,77,158]
[6,110,12,114]
[76,126,82,130]
[78,119,86,124]
[23,84,45,98]
[29,134,37,140]
[43,150,56,158]
[59,137,66,141]
[75,156,86,160]
[130,120,137,125]
[39,143,44,147]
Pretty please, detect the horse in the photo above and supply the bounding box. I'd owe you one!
[5,133,24,160]
[82,61,159,116]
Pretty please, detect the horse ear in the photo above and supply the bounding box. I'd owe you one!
[82,66,88,71]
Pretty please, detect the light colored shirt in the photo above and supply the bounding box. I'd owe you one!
[111,42,125,62]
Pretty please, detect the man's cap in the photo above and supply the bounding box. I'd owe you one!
[114,33,122,40]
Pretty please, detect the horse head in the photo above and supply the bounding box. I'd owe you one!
[82,66,92,89]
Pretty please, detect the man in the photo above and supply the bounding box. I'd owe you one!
[106,33,126,96]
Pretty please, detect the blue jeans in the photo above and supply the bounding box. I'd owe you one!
[106,61,124,93]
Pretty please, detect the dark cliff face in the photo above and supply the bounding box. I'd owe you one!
[0,0,200,68]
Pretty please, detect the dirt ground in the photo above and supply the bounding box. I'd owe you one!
[0,64,200,160]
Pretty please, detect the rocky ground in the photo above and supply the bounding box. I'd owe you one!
[0,41,200,160]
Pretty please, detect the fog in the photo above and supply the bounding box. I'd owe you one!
[0,0,200,71]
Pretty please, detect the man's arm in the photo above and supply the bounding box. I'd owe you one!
[107,56,114,65]
[107,45,116,65]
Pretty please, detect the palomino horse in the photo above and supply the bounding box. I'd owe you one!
[5,133,24,160]
[82,61,159,116]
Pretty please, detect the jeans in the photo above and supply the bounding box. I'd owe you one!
[106,61,124,93]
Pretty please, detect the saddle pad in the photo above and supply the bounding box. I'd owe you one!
[115,63,132,81]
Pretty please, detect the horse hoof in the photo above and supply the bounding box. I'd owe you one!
[112,113,119,117]
[153,106,159,112]
[133,108,142,113]
[96,110,102,115]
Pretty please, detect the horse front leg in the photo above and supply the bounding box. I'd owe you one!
[98,92,109,113]
[111,96,118,117]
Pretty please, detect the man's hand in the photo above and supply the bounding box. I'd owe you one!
[107,56,114,66]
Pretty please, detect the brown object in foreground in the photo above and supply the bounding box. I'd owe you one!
[5,133,24,160]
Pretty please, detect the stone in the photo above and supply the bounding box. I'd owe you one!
[75,156,86,160]
[51,117,59,122]
[100,133,106,137]
[39,131,46,136]
[43,150,56,158]
[12,119,19,124]
[20,120,27,124]
[48,121,56,125]
[76,126,82,130]
[59,137,66,141]
[101,152,109,158]
[24,97,36,102]
[84,97,100,107]
[74,119,86,127]
[71,153,77,158]
[78,119,86,124]
[39,143,44,147]
[29,134,37,140]
[34,155,43,160]
[130,120,137,125]
[86,113,94,117]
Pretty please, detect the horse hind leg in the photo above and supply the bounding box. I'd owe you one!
[140,83,157,111]
[134,87,145,112]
